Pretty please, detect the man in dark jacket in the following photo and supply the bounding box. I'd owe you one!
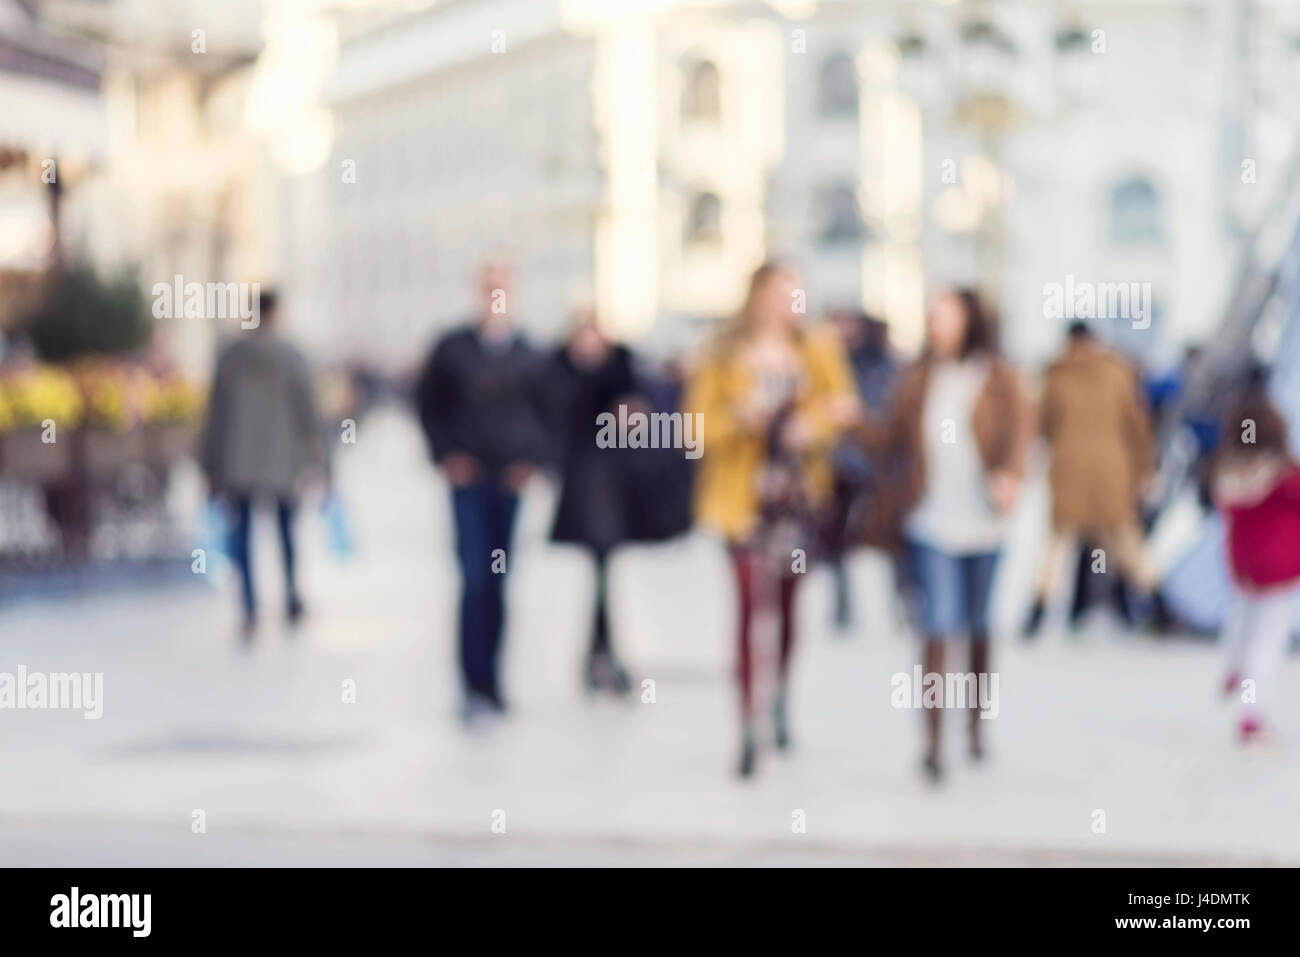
[414,261,549,719]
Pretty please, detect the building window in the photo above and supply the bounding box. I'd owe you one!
[1109,177,1163,245]
[1053,25,1091,55]
[960,20,1018,57]
[819,184,865,244]
[681,59,721,123]
[684,192,722,246]
[818,52,858,117]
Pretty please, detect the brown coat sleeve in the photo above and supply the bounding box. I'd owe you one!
[989,360,1033,478]
[1040,364,1061,443]
[853,362,922,455]
[1123,367,1156,484]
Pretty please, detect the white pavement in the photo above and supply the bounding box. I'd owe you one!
[2,408,1299,866]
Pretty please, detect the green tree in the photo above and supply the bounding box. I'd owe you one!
[24,261,151,361]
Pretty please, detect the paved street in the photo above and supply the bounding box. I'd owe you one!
[2,408,1299,866]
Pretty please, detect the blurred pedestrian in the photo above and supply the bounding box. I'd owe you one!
[861,288,1030,781]
[414,260,549,721]
[201,289,325,639]
[545,307,639,695]
[618,355,696,547]
[825,309,899,631]
[1212,384,1300,744]
[1024,321,1161,638]
[683,262,858,778]
[831,310,899,414]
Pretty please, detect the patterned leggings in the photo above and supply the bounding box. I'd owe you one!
[728,544,800,720]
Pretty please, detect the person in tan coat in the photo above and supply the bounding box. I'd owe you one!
[1023,321,1158,638]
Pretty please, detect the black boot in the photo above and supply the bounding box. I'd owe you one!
[832,561,853,633]
[1114,578,1137,627]
[737,725,757,779]
[922,753,943,784]
[1151,590,1175,636]
[921,641,944,784]
[772,693,791,751]
[1069,541,1095,632]
[609,659,631,694]
[969,639,989,761]
[585,649,631,695]
[1022,598,1046,640]
[482,684,508,715]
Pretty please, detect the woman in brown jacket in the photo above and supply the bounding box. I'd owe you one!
[864,289,1030,782]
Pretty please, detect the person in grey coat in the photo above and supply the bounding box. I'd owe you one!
[201,290,325,637]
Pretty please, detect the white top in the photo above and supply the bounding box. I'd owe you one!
[904,359,1006,554]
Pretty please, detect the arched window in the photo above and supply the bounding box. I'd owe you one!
[684,192,722,246]
[820,184,865,244]
[1053,25,1091,55]
[818,52,858,116]
[1109,177,1163,245]
[681,59,721,123]
[960,20,1018,57]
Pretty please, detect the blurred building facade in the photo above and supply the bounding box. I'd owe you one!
[11,0,1299,375]
[0,0,104,330]
[0,0,270,378]
[97,0,268,380]
[280,0,602,368]
[278,0,1300,373]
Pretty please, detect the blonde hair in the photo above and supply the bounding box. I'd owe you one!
[711,261,794,355]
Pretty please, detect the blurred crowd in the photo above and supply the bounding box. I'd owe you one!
[38,254,1289,783]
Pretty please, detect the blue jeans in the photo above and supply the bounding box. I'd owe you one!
[451,481,519,697]
[906,539,1000,640]
[228,496,297,623]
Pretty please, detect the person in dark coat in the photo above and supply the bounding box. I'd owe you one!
[201,290,325,638]
[618,355,696,547]
[825,309,900,630]
[413,261,550,720]
[545,310,640,693]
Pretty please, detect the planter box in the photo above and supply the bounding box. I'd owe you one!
[0,426,73,483]
[146,422,197,467]
[78,427,146,480]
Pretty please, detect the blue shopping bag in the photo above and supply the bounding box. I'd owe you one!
[321,491,355,561]
[198,499,233,584]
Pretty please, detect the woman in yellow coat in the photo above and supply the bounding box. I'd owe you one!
[682,262,858,777]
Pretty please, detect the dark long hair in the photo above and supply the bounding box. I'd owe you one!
[951,287,998,358]
[1218,385,1292,464]
[924,286,998,361]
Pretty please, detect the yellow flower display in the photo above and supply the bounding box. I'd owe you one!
[145,376,205,424]
[0,366,85,432]
[71,361,171,431]
[0,361,204,434]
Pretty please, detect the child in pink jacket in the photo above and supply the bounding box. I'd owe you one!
[1213,390,1300,743]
